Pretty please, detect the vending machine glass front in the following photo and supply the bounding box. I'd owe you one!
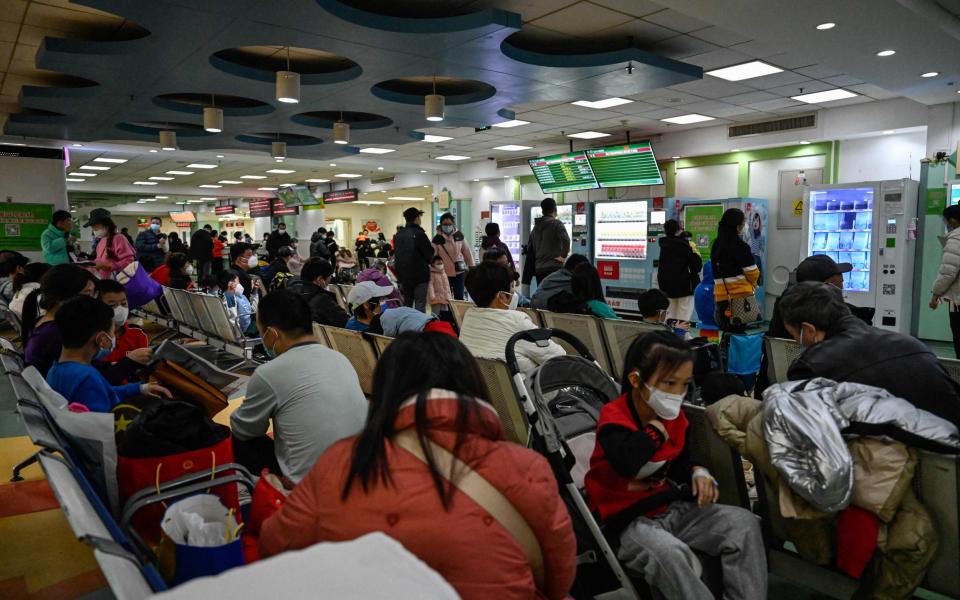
[491,203,522,259]
[808,187,874,292]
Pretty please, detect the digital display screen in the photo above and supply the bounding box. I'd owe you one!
[168,211,196,224]
[586,142,663,188]
[277,185,318,207]
[323,188,360,204]
[528,152,599,193]
[248,199,273,218]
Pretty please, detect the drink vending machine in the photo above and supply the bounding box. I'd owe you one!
[590,199,660,315]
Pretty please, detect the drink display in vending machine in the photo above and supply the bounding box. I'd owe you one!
[490,202,521,260]
[594,201,649,259]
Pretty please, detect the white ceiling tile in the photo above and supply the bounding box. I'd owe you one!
[726,111,770,122]
[846,83,899,100]
[669,77,756,98]
[606,100,667,115]
[490,0,582,21]
[762,52,814,70]
[823,75,865,87]
[688,26,752,47]
[539,104,621,119]
[727,40,781,59]
[530,3,634,36]
[589,0,662,17]
[765,80,834,97]
[515,110,588,127]
[742,71,812,91]
[634,89,707,106]
[642,9,711,33]
[794,64,844,79]
[719,90,780,105]
[682,48,754,70]
[649,34,720,59]
[770,104,821,115]
[696,103,760,117]
[680,100,751,116]
[637,107,697,119]
[744,98,807,111]
[595,19,680,44]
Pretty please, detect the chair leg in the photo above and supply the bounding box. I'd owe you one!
[10,451,39,482]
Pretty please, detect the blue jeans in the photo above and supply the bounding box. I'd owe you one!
[449,273,466,300]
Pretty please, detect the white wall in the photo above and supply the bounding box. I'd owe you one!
[837,131,926,183]
[676,163,738,198]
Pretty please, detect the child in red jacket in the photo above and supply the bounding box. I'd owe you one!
[96,279,151,382]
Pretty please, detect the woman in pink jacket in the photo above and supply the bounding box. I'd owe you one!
[260,332,577,600]
[433,212,475,300]
[85,208,135,280]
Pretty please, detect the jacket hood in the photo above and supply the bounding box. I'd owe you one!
[659,235,688,250]
[701,260,714,283]
[480,235,500,248]
[393,389,505,442]
[381,306,434,337]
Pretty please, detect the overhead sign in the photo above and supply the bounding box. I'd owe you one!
[215,205,236,215]
[0,203,53,251]
[248,198,273,218]
[272,199,299,216]
[323,188,359,204]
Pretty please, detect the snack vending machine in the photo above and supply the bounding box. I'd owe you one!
[801,179,919,333]
[489,201,522,261]
[590,199,658,314]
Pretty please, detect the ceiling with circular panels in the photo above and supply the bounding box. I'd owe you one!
[371,77,497,106]
[210,45,362,84]
[293,111,393,129]
[235,132,323,146]
[116,121,213,137]
[153,93,275,116]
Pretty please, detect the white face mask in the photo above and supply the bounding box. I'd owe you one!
[645,383,686,420]
[501,290,519,310]
[92,228,107,238]
[234,283,244,296]
[112,305,129,326]
[185,265,195,276]
[246,255,258,269]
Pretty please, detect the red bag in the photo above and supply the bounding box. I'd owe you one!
[835,505,880,579]
[117,428,240,545]
[243,470,290,563]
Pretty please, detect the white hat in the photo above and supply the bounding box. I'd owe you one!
[347,280,394,306]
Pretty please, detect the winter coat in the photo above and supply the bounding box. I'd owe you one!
[295,281,349,328]
[310,236,332,261]
[394,224,434,285]
[932,227,960,305]
[711,238,759,301]
[95,233,135,279]
[459,308,565,373]
[481,236,516,270]
[380,307,434,337]
[433,230,475,277]
[259,390,578,600]
[356,268,403,304]
[266,230,292,259]
[530,268,572,310]
[694,260,717,327]
[190,229,213,261]
[529,216,570,274]
[41,224,70,265]
[134,229,165,271]
[428,265,452,305]
[657,235,702,298]
[788,314,960,428]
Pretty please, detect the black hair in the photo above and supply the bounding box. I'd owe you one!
[55,295,113,349]
[12,262,51,293]
[22,264,96,339]
[620,330,694,395]
[541,197,557,215]
[710,208,746,266]
[484,222,500,236]
[439,212,455,225]
[301,257,333,283]
[343,332,489,509]
[700,371,747,406]
[230,242,253,263]
[165,252,189,274]
[482,247,508,263]
[203,224,213,230]
[277,246,294,258]
[637,289,669,318]
[664,219,680,237]
[564,253,590,271]
[944,204,960,223]
[199,274,219,290]
[168,231,179,240]
[571,263,604,303]
[778,281,850,332]
[431,254,444,264]
[257,289,312,336]
[51,210,72,225]
[317,227,327,234]
[95,278,126,297]
[217,269,238,290]
[464,261,511,308]
[233,231,243,240]
[0,254,28,277]
[150,216,162,224]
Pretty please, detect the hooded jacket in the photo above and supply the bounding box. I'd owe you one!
[380,306,434,337]
[657,235,702,298]
[428,264,452,305]
[530,216,570,274]
[41,224,70,265]
[294,281,349,328]
[530,268,572,310]
[459,308,566,373]
[932,227,960,304]
[259,390,577,600]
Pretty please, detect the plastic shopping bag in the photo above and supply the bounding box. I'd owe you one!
[157,494,245,584]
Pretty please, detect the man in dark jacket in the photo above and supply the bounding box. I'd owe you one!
[135,217,165,271]
[529,198,570,284]
[324,230,339,255]
[190,225,214,276]
[393,207,434,312]
[310,228,332,260]
[294,257,349,328]
[657,219,702,322]
[266,222,292,261]
[780,281,960,427]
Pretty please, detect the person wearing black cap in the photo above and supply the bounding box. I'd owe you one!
[393,207,434,312]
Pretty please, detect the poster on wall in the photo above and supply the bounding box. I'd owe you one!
[742,201,768,286]
[0,203,53,250]
[682,204,724,251]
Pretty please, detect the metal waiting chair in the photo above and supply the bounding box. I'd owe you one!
[321,325,378,396]
[539,312,613,376]
[474,357,528,446]
[448,300,474,330]
[518,307,544,327]
[682,403,750,509]
[914,451,960,597]
[764,337,804,385]
[312,323,330,347]
[366,333,394,357]
[940,357,960,386]
[599,319,671,381]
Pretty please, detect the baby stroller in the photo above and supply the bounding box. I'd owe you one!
[505,329,641,600]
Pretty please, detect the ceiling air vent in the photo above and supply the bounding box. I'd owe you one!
[728,113,816,138]
[497,155,538,169]
[370,175,396,185]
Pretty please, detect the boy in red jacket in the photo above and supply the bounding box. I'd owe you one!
[96,280,151,380]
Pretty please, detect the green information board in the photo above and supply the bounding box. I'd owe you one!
[0,203,53,251]
[587,142,664,188]
[683,204,724,251]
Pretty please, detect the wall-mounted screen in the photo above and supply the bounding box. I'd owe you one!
[323,188,360,204]
[586,142,663,188]
[277,184,318,207]
[528,152,599,194]
[168,211,196,224]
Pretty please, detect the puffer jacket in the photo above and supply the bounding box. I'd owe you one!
[657,235,702,298]
[932,227,960,304]
[260,390,577,600]
[433,230,475,277]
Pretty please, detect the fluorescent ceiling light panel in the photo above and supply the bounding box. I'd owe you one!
[357,201,385,205]
[258,187,278,191]
[65,178,84,182]
[217,180,242,184]
[571,97,633,109]
[876,50,895,57]
[816,22,835,30]
[70,172,96,177]
[492,144,532,151]
[166,170,194,175]
[279,183,296,187]
[305,178,329,183]
[78,165,109,171]
[198,184,222,188]
[358,147,395,154]
[660,114,715,124]
[791,89,858,103]
[93,157,128,164]
[335,173,362,178]
[186,163,218,169]
[435,155,471,161]
[155,196,168,199]
[706,60,783,81]
[133,181,157,185]
[388,196,424,201]
[240,175,266,179]
[148,176,174,181]
[491,120,529,128]
[200,197,217,201]
[421,135,452,142]
[266,169,295,174]
[187,200,204,203]
[566,131,610,139]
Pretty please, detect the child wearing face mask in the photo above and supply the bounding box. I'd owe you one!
[432,213,475,301]
[427,254,452,315]
[46,296,171,413]
[95,279,151,384]
[585,331,766,600]
[218,270,256,334]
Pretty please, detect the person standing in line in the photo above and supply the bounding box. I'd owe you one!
[266,221,292,261]
[310,227,332,260]
[393,207,434,312]
[190,224,214,277]
[85,208,135,280]
[657,219,703,322]
[211,230,225,274]
[530,198,570,285]
[42,210,74,266]
[710,209,760,333]
[930,204,960,358]
[432,212,475,301]
[134,217,165,272]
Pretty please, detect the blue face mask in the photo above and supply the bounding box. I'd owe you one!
[441,225,454,235]
[263,328,278,359]
[150,223,160,231]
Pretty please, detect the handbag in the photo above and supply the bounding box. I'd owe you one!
[714,258,761,332]
[115,261,163,309]
[150,360,228,418]
[156,494,245,584]
[393,428,546,592]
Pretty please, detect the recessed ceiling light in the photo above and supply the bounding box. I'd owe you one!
[266,169,295,174]
[799,140,810,145]
[706,60,783,81]
[357,201,386,205]
[571,97,633,109]
[876,50,896,57]
[200,197,218,201]
[492,120,529,128]
[335,173,363,178]
[78,165,109,171]
[358,147,395,154]
[661,114,715,124]
[93,157,127,164]
[473,178,479,182]
[149,176,174,181]
[377,167,384,170]
[133,181,158,185]
[155,196,168,199]
[65,178,84,182]
[791,89,858,103]
[186,163,218,169]
[149,149,159,153]
[278,183,296,187]
[240,175,266,179]
[420,170,428,173]
[329,163,337,167]
[493,144,533,151]
[732,148,741,152]
[388,196,424,200]
[217,180,242,184]
[198,184,222,188]
[216,154,225,158]
[70,172,96,177]
[435,155,471,161]
[816,22,835,30]
[671,156,681,159]
[187,200,204,203]
[423,185,430,188]
[166,170,193,175]
[258,187,278,191]
[421,135,453,142]
[305,178,330,183]
[921,71,939,78]
[71,143,83,148]
[566,131,610,139]
[883,130,895,134]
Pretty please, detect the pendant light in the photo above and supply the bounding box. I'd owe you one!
[159,130,177,151]
[272,140,287,162]
[276,47,300,104]
[204,94,223,133]
[333,111,349,145]
[425,76,444,122]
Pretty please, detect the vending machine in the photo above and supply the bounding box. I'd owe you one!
[489,201,522,260]
[590,198,659,314]
[521,201,585,291]
[801,179,919,333]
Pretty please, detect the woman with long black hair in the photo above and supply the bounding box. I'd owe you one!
[22,264,97,376]
[710,208,760,332]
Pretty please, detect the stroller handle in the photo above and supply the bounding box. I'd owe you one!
[505,328,595,375]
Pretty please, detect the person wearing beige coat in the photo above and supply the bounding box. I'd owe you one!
[930,205,960,358]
